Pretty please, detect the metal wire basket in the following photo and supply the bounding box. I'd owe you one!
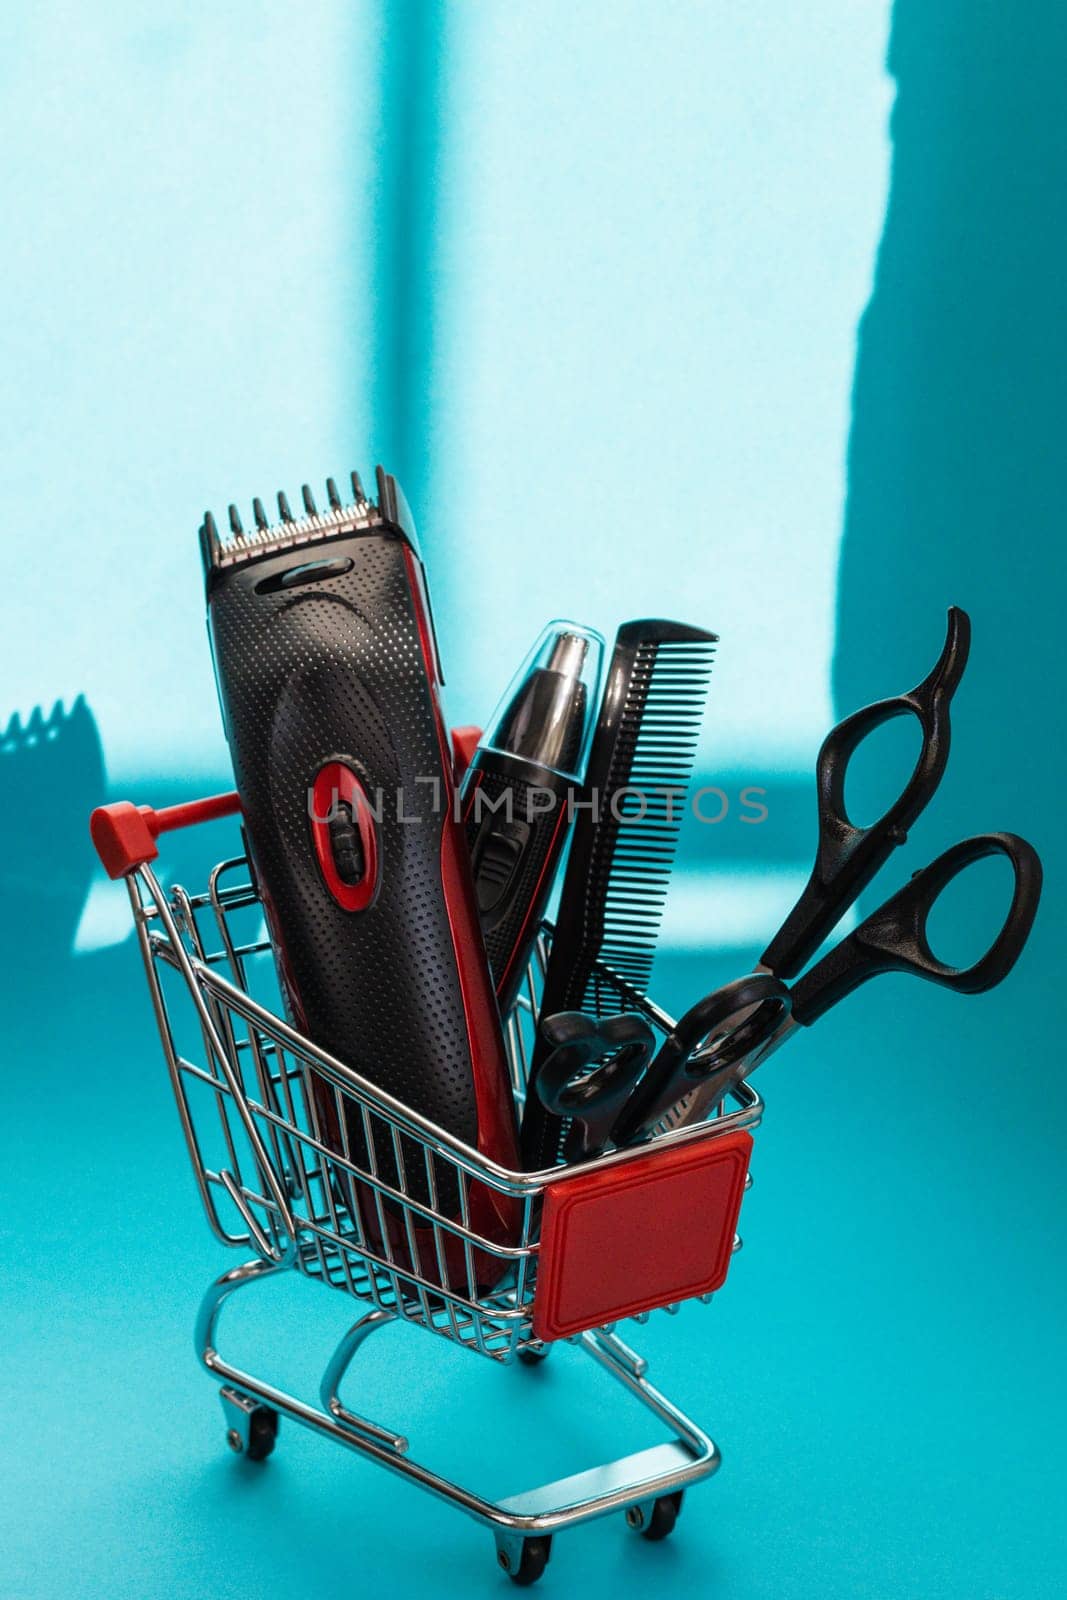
[129,838,762,1360]
[93,790,764,1582]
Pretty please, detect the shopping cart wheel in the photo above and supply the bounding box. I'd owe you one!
[220,1387,279,1462]
[627,1490,683,1541]
[244,1406,279,1462]
[517,1345,550,1367]
[497,1534,552,1586]
[224,1406,278,1461]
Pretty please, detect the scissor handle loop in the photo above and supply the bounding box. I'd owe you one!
[790,831,1042,1025]
[535,1010,656,1159]
[611,973,792,1144]
[763,606,971,977]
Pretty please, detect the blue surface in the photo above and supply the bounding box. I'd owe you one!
[2,3,1066,1597]
[3,932,1065,1598]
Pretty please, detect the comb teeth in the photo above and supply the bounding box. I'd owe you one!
[551,631,716,1009]
[200,470,379,573]
[580,635,716,1002]
[523,624,717,1169]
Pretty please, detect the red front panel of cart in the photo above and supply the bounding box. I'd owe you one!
[531,1129,753,1342]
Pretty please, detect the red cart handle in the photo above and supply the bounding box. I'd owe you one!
[90,792,241,879]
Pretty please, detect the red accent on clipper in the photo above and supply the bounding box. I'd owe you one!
[450,725,482,782]
[309,762,380,912]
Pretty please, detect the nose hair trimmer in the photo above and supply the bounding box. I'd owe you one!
[463,621,604,1014]
[201,469,519,1284]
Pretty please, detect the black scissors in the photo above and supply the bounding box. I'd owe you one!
[533,1009,658,1160]
[535,608,1043,1155]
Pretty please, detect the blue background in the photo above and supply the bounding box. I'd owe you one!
[2,4,1065,1596]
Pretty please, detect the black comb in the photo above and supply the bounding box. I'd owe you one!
[520,619,718,1169]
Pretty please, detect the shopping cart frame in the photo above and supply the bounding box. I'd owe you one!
[93,791,764,1585]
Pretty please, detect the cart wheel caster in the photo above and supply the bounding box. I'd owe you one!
[517,1346,549,1367]
[627,1490,683,1541]
[244,1406,278,1462]
[497,1534,552,1586]
[220,1388,278,1463]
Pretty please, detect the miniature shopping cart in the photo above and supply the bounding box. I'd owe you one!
[92,790,763,1586]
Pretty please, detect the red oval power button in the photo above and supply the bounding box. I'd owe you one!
[309,762,379,912]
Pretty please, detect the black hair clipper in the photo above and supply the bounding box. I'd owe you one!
[463,622,604,1014]
[202,469,519,1285]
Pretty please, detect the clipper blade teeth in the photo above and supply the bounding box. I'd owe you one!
[202,471,381,573]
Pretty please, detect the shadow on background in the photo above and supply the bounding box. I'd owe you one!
[781,4,1067,1591]
[835,0,1065,1068]
[0,691,238,1040]
[370,0,445,530]
[0,697,105,988]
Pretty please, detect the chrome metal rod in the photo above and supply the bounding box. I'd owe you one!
[194,1261,722,1536]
